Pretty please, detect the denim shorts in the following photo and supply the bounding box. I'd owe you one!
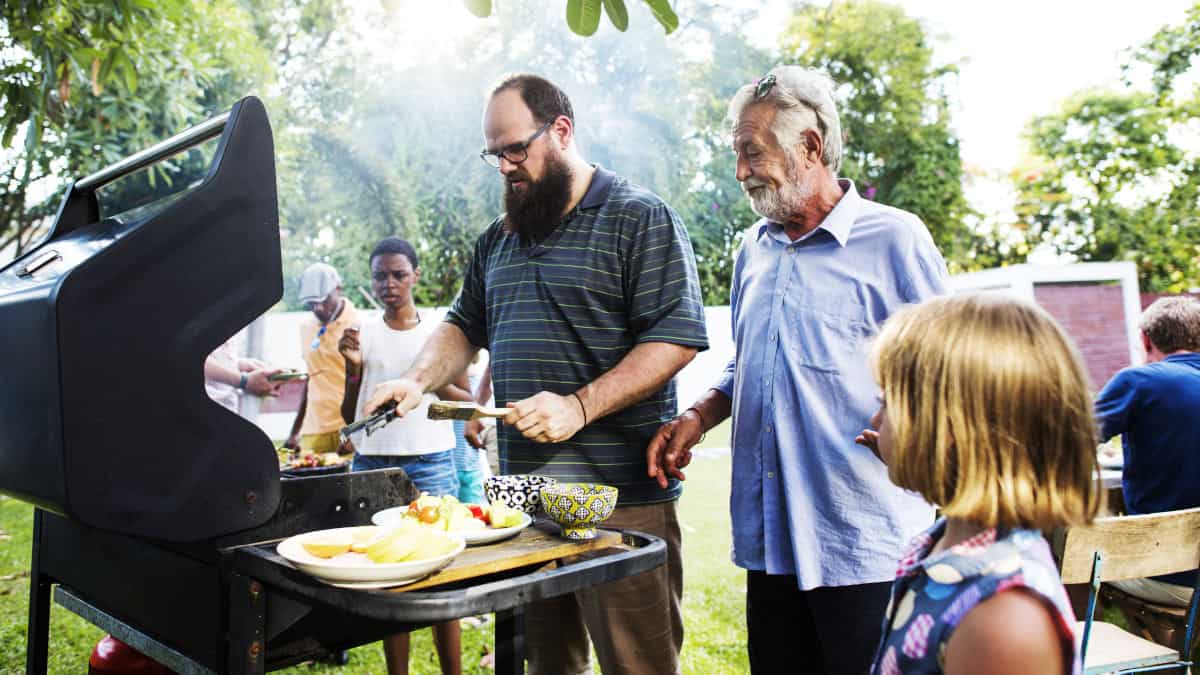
[351,450,460,498]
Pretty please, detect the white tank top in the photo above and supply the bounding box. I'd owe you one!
[352,315,457,455]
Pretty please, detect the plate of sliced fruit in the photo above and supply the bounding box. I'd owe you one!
[276,523,465,587]
[371,494,532,546]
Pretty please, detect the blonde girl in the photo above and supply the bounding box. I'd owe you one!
[860,294,1100,675]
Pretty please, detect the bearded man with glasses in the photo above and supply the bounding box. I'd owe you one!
[367,73,708,675]
[648,65,950,674]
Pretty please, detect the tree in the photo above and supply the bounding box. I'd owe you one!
[1015,3,1200,292]
[461,0,679,37]
[0,1,269,261]
[778,0,974,263]
[273,1,703,307]
[672,4,775,305]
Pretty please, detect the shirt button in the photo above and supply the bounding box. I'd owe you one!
[767,471,775,479]
[787,247,796,254]
[770,334,777,342]
[765,424,773,434]
[765,377,772,386]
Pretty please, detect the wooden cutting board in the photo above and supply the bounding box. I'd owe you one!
[395,520,625,592]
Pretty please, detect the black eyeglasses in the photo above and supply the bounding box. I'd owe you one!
[480,120,554,168]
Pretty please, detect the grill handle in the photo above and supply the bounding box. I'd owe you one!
[75,111,231,192]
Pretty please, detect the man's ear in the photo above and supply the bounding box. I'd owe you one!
[413,266,421,283]
[1141,331,1154,360]
[552,115,574,151]
[802,128,824,166]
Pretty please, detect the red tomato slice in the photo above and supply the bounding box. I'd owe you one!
[468,504,489,524]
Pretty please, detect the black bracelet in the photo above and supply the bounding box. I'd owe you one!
[237,372,249,391]
[685,406,708,443]
[571,391,588,426]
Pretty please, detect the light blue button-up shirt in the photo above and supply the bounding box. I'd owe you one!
[714,179,948,589]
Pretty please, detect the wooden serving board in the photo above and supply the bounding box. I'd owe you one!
[395,521,624,592]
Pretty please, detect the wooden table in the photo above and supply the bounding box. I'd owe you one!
[399,520,623,591]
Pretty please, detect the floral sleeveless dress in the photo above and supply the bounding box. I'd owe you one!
[870,519,1081,675]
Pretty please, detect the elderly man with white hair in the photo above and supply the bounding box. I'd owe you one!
[647,65,949,674]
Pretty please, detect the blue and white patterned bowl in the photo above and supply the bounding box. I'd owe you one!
[484,474,557,514]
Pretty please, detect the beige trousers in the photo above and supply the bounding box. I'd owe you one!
[524,500,684,675]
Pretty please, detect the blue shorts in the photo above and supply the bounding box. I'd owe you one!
[352,450,460,498]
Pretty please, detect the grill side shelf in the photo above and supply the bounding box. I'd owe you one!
[228,523,665,624]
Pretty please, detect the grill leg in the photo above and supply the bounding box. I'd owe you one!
[225,572,266,675]
[494,606,526,675]
[26,509,51,675]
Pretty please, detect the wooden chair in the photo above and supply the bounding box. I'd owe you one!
[1057,507,1200,674]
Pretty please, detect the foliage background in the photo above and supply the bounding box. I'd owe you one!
[1,0,1197,299]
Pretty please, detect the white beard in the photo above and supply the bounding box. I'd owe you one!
[743,152,814,223]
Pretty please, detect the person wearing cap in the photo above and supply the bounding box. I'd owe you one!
[647,65,948,674]
[284,262,359,453]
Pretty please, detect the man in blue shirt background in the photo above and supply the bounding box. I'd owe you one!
[648,65,947,674]
[1096,295,1200,607]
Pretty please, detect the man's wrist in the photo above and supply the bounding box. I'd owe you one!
[402,368,434,394]
[684,406,708,431]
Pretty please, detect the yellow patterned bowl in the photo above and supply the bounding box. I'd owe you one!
[539,483,619,540]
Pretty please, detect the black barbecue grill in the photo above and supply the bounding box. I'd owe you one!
[1,97,664,674]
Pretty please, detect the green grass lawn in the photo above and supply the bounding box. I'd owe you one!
[0,451,746,674]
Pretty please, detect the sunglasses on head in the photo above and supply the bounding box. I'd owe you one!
[754,73,777,101]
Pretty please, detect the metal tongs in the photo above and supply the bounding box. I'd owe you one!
[338,406,400,444]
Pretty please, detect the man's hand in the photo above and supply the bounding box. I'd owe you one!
[464,418,487,449]
[364,378,425,418]
[338,327,362,366]
[504,391,585,443]
[854,429,881,461]
[283,433,300,451]
[646,409,703,489]
[244,368,282,397]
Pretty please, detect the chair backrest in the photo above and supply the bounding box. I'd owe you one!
[1059,507,1200,585]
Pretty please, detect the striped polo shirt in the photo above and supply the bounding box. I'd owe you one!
[446,166,709,505]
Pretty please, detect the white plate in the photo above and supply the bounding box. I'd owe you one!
[276,526,465,585]
[323,577,427,590]
[371,507,533,545]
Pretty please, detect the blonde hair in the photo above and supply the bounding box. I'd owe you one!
[1140,295,1200,353]
[870,293,1100,530]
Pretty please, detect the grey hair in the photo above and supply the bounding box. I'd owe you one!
[727,65,843,173]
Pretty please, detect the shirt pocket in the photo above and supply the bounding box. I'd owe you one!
[787,302,870,373]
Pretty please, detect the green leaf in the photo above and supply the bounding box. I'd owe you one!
[602,0,628,32]
[641,0,678,34]
[461,0,491,18]
[119,51,138,94]
[566,0,603,37]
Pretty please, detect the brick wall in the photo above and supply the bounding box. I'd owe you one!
[1033,283,1130,390]
[1140,290,1200,310]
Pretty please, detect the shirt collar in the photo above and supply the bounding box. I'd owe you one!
[896,518,1021,582]
[579,164,615,210]
[754,178,861,247]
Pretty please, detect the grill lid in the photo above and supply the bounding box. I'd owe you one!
[0,96,283,541]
